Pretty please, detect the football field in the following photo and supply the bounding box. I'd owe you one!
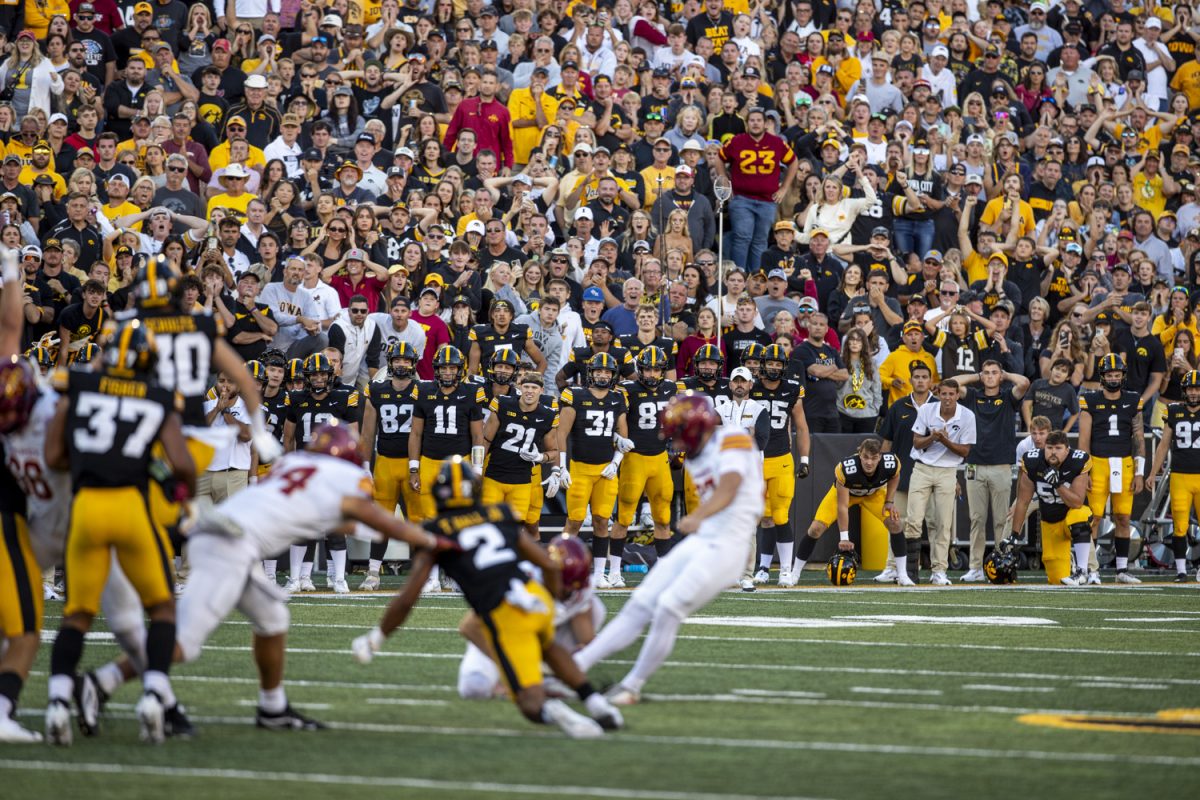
[5,573,1199,800]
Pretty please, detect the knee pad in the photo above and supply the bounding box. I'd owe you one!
[325,534,347,551]
[1069,522,1091,544]
[458,671,498,700]
[656,590,692,624]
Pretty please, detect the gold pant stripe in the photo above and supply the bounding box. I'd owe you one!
[1,511,40,635]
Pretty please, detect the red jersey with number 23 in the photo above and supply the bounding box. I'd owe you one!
[720,132,795,203]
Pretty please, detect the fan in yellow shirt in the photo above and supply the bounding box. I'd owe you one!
[19,141,67,200]
[206,162,256,219]
[209,116,267,171]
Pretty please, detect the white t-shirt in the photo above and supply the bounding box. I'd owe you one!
[910,402,977,468]
[303,279,343,325]
[202,395,252,471]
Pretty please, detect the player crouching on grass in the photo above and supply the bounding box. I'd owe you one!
[351,456,624,739]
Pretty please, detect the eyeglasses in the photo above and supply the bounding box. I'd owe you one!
[653,147,671,152]
[941,288,959,294]
[696,260,715,266]
[167,166,186,173]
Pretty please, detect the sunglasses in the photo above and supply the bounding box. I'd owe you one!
[350,308,369,314]
[167,166,186,173]
[76,13,94,19]
[941,288,959,294]
[328,226,348,233]
[696,260,715,266]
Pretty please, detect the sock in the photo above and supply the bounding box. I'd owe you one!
[653,539,672,558]
[574,681,596,701]
[259,685,287,714]
[623,606,684,690]
[591,537,608,577]
[289,545,306,577]
[49,626,86,699]
[300,561,314,579]
[573,600,653,673]
[142,669,176,708]
[890,533,906,568]
[428,563,440,583]
[145,620,175,674]
[0,695,10,719]
[1115,537,1130,571]
[325,558,334,577]
[894,554,908,576]
[757,526,777,571]
[262,559,277,577]
[1072,542,1091,573]
[48,674,74,704]
[775,526,793,575]
[0,671,21,717]
[608,538,625,574]
[93,662,125,696]
[793,534,818,575]
[1173,536,1188,573]
[331,549,347,583]
[368,559,383,574]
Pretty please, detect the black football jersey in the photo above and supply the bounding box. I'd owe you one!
[140,309,223,428]
[675,376,733,419]
[617,378,677,456]
[559,345,636,386]
[413,380,486,460]
[364,379,417,459]
[1079,389,1141,458]
[485,395,558,483]
[561,386,627,464]
[469,323,532,373]
[429,503,528,615]
[64,370,178,491]
[261,388,289,444]
[1021,448,1091,523]
[286,387,360,446]
[0,441,26,515]
[482,382,517,424]
[836,453,900,496]
[750,378,805,458]
[1165,403,1200,474]
[618,334,678,365]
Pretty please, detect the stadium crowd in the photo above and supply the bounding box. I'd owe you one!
[6,0,1200,596]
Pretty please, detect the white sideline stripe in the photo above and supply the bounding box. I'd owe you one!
[1104,617,1200,623]
[961,684,1057,694]
[848,687,944,696]
[0,760,816,800]
[25,670,455,693]
[713,595,1200,615]
[1077,682,1170,691]
[638,692,1132,718]
[365,697,449,706]
[733,689,827,699]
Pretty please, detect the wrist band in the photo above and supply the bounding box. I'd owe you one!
[1135,456,1146,476]
[839,531,850,542]
[800,456,809,465]
[408,459,419,472]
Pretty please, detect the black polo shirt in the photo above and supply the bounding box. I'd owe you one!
[963,386,1022,466]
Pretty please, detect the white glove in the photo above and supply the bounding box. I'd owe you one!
[250,408,283,463]
[505,578,548,614]
[601,460,619,480]
[519,442,542,463]
[558,465,573,489]
[0,249,16,285]
[542,467,562,496]
[352,627,385,665]
[614,435,634,454]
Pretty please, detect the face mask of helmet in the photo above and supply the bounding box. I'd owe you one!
[762,360,786,381]
[695,359,720,381]
[590,368,614,389]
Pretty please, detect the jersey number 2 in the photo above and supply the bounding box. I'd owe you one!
[458,523,516,569]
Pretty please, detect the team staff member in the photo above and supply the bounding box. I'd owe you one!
[559,352,631,588]
[480,373,559,539]
[611,347,677,582]
[1008,431,1094,586]
[749,343,810,586]
[1078,353,1145,585]
[358,342,421,591]
[789,438,909,587]
[44,320,197,746]
[906,379,976,586]
[409,344,486,593]
[1147,370,1200,583]
[955,360,1030,583]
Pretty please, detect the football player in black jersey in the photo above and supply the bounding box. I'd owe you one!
[257,350,295,584]
[358,342,421,591]
[481,372,559,539]
[482,348,520,416]
[556,320,635,390]
[609,347,677,585]
[44,319,197,746]
[351,457,624,739]
[409,345,486,592]
[749,343,811,585]
[560,352,632,586]
[1078,353,1145,584]
[285,358,306,392]
[619,305,678,381]
[741,342,766,380]
[788,438,906,586]
[1008,431,1093,586]
[467,299,547,377]
[282,353,361,594]
[1147,370,1200,582]
[675,344,734,514]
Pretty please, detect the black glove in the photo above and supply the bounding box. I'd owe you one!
[796,460,810,479]
[1042,468,1061,487]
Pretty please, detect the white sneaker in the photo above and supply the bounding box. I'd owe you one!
[605,684,641,706]
[595,573,612,589]
[777,570,798,588]
[896,572,916,587]
[333,579,350,594]
[358,572,380,591]
[136,691,166,744]
[584,693,624,730]
[753,568,770,584]
[45,699,72,746]
[0,714,41,743]
[299,577,316,592]
[607,574,626,589]
[1060,569,1085,587]
[739,577,756,592]
[873,567,898,583]
[43,581,63,601]
[284,577,300,593]
[1086,571,1101,585]
[420,576,441,594]
[1115,571,1142,584]
[930,572,952,586]
[542,698,604,739]
[639,506,654,529]
[441,574,460,592]
[961,569,986,583]
[325,573,335,589]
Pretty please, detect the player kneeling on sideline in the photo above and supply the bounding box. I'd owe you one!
[573,392,764,705]
[789,437,908,586]
[84,424,455,732]
[351,457,624,739]
[1007,430,1093,586]
[458,536,604,699]
[1147,369,1200,582]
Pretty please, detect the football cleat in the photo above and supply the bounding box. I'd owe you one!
[929,572,952,586]
[75,671,104,737]
[753,568,770,585]
[777,570,798,588]
[606,574,626,589]
[739,577,756,592]
[0,715,42,743]
[256,705,326,731]
[358,572,380,591]
[1086,571,1101,585]
[43,581,63,601]
[1115,571,1141,584]
[1177,572,1191,583]
[299,577,317,592]
[596,573,612,589]
[174,578,186,596]
[45,699,72,746]
[873,567,898,583]
[284,577,301,593]
[542,698,604,739]
[420,576,441,595]
[164,704,195,738]
[604,684,642,706]
[136,691,166,744]
[895,572,916,587]
[1061,569,1086,587]
[961,569,986,583]
[333,579,350,594]
[584,693,624,730]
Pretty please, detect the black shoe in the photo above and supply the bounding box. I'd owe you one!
[1177,572,1190,583]
[256,704,325,731]
[74,672,104,737]
[164,704,195,738]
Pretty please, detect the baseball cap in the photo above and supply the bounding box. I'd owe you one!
[1145,16,1162,29]
[574,206,594,221]
[133,1,152,13]
[924,250,943,262]
[797,296,818,310]
[212,38,231,52]
[466,219,487,235]
[774,220,797,233]
[767,268,788,280]
[302,148,323,161]
[582,286,604,303]
[730,367,753,381]
[321,13,343,27]
[871,226,890,239]
[633,240,652,252]
[902,320,924,334]
[355,133,376,146]
[931,45,949,58]
[21,244,41,259]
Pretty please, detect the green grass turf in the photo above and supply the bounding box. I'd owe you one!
[4,571,1199,800]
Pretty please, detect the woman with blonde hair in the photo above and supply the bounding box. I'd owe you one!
[655,208,693,263]
[837,328,883,432]
[0,30,63,118]
[800,151,877,246]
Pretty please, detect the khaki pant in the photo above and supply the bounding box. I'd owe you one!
[967,464,1013,570]
[202,469,249,503]
[905,462,959,573]
[883,488,941,569]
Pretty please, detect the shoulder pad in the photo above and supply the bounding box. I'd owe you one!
[561,388,575,405]
[474,386,487,403]
[346,391,360,407]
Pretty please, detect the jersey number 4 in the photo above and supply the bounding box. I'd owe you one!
[458,523,516,569]
[73,393,165,456]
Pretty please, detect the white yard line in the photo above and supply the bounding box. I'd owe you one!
[848,687,944,696]
[1076,682,1171,691]
[639,692,1135,718]
[365,697,449,706]
[961,684,1057,693]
